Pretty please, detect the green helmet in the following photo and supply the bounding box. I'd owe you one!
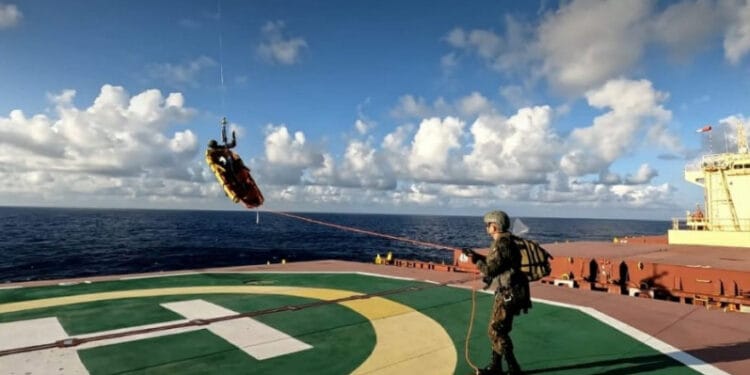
[483,210,510,232]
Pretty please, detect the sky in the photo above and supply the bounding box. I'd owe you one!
[2,0,750,220]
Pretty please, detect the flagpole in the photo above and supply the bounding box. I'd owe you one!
[697,125,713,154]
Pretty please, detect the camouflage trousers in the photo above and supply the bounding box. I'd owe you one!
[488,292,515,355]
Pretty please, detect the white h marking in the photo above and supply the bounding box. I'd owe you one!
[0,299,311,374]
[161,299,312,360]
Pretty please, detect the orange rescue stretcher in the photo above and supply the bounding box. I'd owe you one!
[206,145,264,209]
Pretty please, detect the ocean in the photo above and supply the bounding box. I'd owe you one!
[0,207,670,283]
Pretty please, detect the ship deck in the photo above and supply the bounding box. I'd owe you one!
[1,260,748,374]
[543,240,750,272]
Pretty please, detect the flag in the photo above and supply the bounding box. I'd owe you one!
[696,125,712,133]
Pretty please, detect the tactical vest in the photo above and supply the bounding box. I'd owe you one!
[511,235,553,282]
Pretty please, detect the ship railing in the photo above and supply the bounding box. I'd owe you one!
[672,216,750,232]
[671,216,708,231]
[689,153,749,171]
[684,161,703,173]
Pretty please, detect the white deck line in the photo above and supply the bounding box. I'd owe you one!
[119,272,196,280]
[0,317,88,374]
[162,299,312,360]
[0,285,22,290]
[474,290,730,375]
[356,271,416,281]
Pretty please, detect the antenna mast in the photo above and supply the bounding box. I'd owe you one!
[738,122,748,154]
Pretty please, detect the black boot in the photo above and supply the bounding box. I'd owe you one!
[505,349,522,375]
[476,351,504,375]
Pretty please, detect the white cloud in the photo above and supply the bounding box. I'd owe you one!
[255,124,325,185]
[463,106,559,184]
[538,0,651,94]
[329,82,680,212]
[651,0,721,60]
[263,124,321,167]
[724,0,750,64]
[561,79,673,176]
[391,93,492,119]
[443,1,750,96]
[381,124,412,177]
[354,119,373,135]
[1,77,688,214]
[338,140,396,189]
[0,85,214,207]
[449,28,502,60]
[625,164,658,184]
[0,3,22,29]
[444,15,535,74]
[718,114,749,151]
[147,56,216,88]
[610,183,673,208]
[393,95,430,118]
[440,52,458,71]
[257,21,308,65]
[458,92,492,117]
[499,85,531,109]
[408,117,465,181]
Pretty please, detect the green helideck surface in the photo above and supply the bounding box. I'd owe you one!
[0,273,699,374]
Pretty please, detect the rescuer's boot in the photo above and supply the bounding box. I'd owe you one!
[505,349,522,375]
[476,351,504,375]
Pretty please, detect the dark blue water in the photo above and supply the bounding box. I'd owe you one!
[0,207,670,283]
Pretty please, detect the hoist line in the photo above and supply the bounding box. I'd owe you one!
[217,0,226,113]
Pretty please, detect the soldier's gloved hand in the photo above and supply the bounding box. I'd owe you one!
[481,275,493,289]
[462,248,481,264]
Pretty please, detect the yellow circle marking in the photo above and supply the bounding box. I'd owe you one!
[0,286,457,374]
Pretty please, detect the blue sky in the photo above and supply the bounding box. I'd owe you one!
[2,0,750,219]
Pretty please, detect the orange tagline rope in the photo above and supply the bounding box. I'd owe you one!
[267,210,460,252]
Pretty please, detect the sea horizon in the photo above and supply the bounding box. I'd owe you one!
[0,204,673,223]
[0,206,671,283]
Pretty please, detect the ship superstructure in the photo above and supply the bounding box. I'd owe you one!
[669,123,750,247]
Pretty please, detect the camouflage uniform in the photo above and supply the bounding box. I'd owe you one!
[473,211,529,374]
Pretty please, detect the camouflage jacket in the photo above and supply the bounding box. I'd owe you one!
[475,233,522,290]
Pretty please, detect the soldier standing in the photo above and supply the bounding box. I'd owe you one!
[465,210,530,375]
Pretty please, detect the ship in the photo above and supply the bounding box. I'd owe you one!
[668,123,750,247]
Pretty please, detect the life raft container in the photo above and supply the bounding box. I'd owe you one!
[206,148,264,208]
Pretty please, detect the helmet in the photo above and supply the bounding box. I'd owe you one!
[483,210,510,232]
[208,139,218,148]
